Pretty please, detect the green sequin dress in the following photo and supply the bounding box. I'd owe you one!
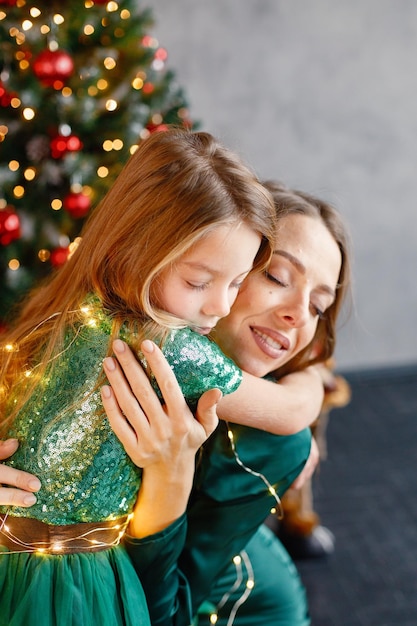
[0,299,242,626]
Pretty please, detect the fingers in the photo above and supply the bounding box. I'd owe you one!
[0,441,41,507]
[0,438,19,460]
[0,487,38,508]
[195,389,221,437]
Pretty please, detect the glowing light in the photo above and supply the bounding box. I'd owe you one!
[246,579,255,589]
[24,167,36,181]
[97,166,109,178]
[104,57,116,70]
[8,259,20,271]
[120,9,130,19]
[62,87,72,97]
[53,14,65,25]
[22,107,35,120]
[106,1,118,11]
[11,97,21,108]
[9,160,19,171]
[40,25,50,34]
[209,614,218,624]
[105,99,117,111]
[132,77,144,90]
[233,555,242,565]
[4,344,15,352]
[151,113,163,125]
[51,199,62,211]
[97,79,108,90]
[30,7,41,17]
[22,20,33,31]
[19,59,30,70]
[84,24,95,35]
[13,186,24,198]
[51,543,63,551]
[38,249,50,262]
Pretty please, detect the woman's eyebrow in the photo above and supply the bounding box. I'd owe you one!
[273,249,336,298]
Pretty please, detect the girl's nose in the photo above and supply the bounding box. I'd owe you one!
[203,289,233,320]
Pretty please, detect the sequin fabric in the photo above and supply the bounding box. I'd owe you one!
[1,298,242,525]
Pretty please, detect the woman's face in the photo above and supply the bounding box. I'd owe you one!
[213,213,342,377]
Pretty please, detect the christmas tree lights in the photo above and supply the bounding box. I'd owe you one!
[0,0,195,324]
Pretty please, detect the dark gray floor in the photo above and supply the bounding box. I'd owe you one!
[296,365,417,626]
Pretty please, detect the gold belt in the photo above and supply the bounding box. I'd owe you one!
[0,513,130,554]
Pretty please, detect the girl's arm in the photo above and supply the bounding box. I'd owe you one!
[218,367,324,435]
[102,339,220,539]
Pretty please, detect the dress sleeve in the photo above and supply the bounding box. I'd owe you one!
[124,514,192,626]
[155,328,243,410]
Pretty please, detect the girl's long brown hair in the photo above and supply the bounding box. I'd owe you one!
[0,128,276,434]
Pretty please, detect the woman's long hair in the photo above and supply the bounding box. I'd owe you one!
[263,181,352,376]
[0,128,276,434]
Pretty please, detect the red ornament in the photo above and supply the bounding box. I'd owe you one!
[146,122,169,134]
[33,49,74,88]
[50,134,83,159]
[0,81,17,107]
[50,246,69,267]
[0,207,21,246]
[63,192,91,218]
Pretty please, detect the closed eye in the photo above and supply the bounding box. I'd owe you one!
[264,271,287,287]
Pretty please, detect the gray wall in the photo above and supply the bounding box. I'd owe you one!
[152,0,417,372]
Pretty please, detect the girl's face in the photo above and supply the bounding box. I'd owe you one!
[155,223,261,335]
[214,214,342,377]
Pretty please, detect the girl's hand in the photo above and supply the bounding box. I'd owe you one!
[0,439,41,507]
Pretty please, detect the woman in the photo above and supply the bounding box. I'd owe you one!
[0,127,282,626]
[0,181,351,625]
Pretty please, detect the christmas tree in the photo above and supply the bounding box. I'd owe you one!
[0,0,194,325]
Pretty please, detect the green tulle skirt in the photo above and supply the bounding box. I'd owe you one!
[0,545,151,626]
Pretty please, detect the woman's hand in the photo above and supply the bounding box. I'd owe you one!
[0,439,41,507]
[101,339,220,537]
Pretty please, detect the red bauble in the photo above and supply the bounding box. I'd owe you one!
[50,246,69,267]
[0,81,17,107]
[146,122,169,134]
[33,49,74,88]
[63,192,91,218]
[50,134,83,158]
[0,207,21,246]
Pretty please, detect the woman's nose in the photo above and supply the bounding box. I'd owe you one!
[278,296,310,328]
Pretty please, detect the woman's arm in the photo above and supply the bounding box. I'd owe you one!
[218,366,324,435]
[102,338,220,539]
[0,439,41,507]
